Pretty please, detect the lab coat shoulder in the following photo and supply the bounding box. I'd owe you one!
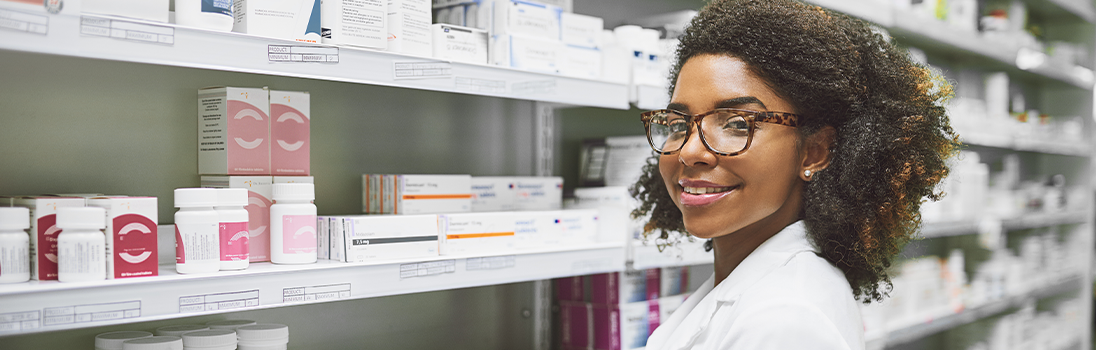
[717,251,864,350]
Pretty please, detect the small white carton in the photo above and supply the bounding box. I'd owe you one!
[560,45,602,79]
[201,176,274,262]
[87,196,159,279]
[387,0,433,56]
[490,34,561,73]
[512,177,562,210]
[198,86,271,175]
[85,0,168,22]
[10,196,85,280]
[432,23,489,64]
[337,214,439,262]
[489,0,561,39]
[560,12,602,49]
[234,0,323,43]
[363,174,472,214]
[439,212,516,255]
[321,0,387,49]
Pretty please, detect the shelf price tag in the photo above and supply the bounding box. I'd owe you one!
[455,77,505,94]
[42,300,141,326]
[399,259,456,279]
[0,310,40,333]
[466,255,516,270]
[512,80,556,96]
[393,61,452,79]
[282,283,351,303]
[0,8,48,35]
[79,16,174,45]
[179,290,259,313]
[268,45,339,63]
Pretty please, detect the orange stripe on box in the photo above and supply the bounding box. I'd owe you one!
[446,232,515,240]
[403,194,473,200]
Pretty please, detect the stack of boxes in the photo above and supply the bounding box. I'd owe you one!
[198,86,312,264]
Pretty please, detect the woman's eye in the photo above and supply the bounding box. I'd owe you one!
[668,120,689,133]
[724,119,749,130]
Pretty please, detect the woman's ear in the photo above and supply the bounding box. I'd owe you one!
[800,126,836,181]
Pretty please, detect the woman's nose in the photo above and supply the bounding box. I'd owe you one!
[677,123,717,167]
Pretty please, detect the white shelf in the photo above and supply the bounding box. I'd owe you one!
[0,242,624,336]
[630,239,712,270]
[0,10,630,110]
[921,210,1090,238]
[879,275,1084,347]
[961,132,1091,157]
[1028,0,1096,23]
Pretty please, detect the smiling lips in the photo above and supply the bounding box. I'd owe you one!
[678,180,738,206]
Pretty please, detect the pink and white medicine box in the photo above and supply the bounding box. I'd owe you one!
[87,196,159,279]
[559,301,593,350]
[11,196,85,280]
[592,303,621,350]
[202,176,273,262]
[198,87,271,175]
[269,90,311,176]
[438,211,516,255]
[334,214,439,262]
[555,275,585,302]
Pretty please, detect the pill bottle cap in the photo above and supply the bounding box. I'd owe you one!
[216,188,249,207]
[182,329,237,347]
[272,183,314,202]
[156,324,210,336]
[95,331,154,349]
[122,336,183,350]
[236,324,289,341]
[56,207,105,230]
[0,207,30,230]
[175,188,218,208]
[206,319,257,329]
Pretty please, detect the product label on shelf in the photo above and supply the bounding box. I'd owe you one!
[455,77,505,94]
[267,45,339,63]
[179,289,260,313]
[399,259,456,279]
[281,214,316,254]
[512,80,556,95]
[42,300,141,326]
[79,16,175,45]
[466,255,515,270]
[282,283,351,303]
[0,8,48,35]
[393,61,452,79]
[0,310,40,333]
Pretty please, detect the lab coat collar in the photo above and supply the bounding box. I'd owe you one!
[712,220,816,303]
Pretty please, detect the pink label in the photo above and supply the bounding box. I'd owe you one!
[281,214,316,254]
[227,99,270,175]
[175,225,185,264]
[37,214,60,280]
[645,269,660,300]
[114,214,158,278]
[270,102,310,175]
[245,191,271,262]
[220,221,249,261]
[647,299,660,337]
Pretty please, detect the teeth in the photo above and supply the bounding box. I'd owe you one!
[683,186,734,195]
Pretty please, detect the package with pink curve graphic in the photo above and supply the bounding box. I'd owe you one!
[269,90,310,176]
[9,196,85,280]
[87,196,159,279]
[202,176,273,262]
[198,86,271,175]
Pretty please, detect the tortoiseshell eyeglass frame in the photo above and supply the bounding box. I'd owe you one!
[639,108,800,156]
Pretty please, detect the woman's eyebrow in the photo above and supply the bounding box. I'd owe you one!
[715,96,767,110]
[666,102,690,113]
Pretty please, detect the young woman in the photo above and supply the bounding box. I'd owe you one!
[632,0,958,349]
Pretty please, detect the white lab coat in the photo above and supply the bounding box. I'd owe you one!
[645,221,865,350]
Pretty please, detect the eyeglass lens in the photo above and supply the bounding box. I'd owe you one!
[648,110,751,154]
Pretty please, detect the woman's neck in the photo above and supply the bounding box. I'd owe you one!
[710,194,803,285]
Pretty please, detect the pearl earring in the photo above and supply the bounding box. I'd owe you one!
[804,170,812,177]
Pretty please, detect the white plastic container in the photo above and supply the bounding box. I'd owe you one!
[56,207,107,282]
[206,319,257,330]
[175,0,235,32]
[0,207,31,283]
[175,188,221,274]
[96,331,154,350]
[270,183,317,264]
[156,324,210,337]
[236,324,288,350]
[122,336,184,350]
[215,188,250,271]
[182,329,237,350]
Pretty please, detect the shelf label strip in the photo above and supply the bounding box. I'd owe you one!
[466,255,516,271]
[512,79,557,96]
[455,77,505,93]
[0,310,40,333]
[42,300,141,326]
[79,16,174,45]
[268,45,339,63]
[0,8,48,35]
[282,283,351,303]
[399,259,456,279]
[179,289,259,313]
[394,61,452,79]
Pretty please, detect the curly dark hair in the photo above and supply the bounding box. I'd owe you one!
[630,0,959,303]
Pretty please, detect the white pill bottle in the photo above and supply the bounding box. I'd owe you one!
[174,0,234,32]
[175,188,220,274]
[0,207,31,283]
[56,207,107,282]
[270,183,317,264]
[215,188,249,271]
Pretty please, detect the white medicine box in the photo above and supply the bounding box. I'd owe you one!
[490,0,562,40]
[490,34,561,74]
[335,215,440,262]
[387,0,433,56]
[10,196,86,281]
[362,174,472,215]
[322,0,387,49]
[85,0,169,22]
[198,87,271,176]
[234,0,323,43]
[560,12,602,49]
[439,212,516,255]
[432,23,488,64]
[87,196,159,279]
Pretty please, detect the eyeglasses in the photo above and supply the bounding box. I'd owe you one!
[640,108,800,156]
